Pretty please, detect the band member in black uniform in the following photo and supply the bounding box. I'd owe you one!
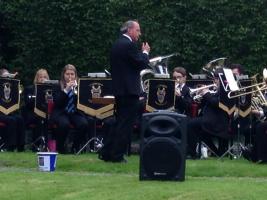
[99,20,150,162]
[50,64,90,153]
[0,68,25,151]
[22,68,50,149]
[187,70,231,158]
[229,63,253,145]
[242,102,267,163]
[172,67,192,116]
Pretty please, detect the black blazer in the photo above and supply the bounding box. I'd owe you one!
[24,85,35,111]
[175,85,192,115]
[201,92,230,138]
[50,87,85,120]
[110,35,149,96]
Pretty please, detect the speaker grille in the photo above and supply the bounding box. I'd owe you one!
[141,137,182,180]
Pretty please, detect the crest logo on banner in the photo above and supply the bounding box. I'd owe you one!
[77,78,114,119]
[34,83,59,118]
[155,84,167,105]
[3,82,12,103]
[90,83,103,99]
[0,78,20,115]
[146,79,175,112]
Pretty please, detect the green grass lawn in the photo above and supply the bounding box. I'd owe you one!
[0,152,267,200]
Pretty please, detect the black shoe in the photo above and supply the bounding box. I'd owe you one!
[98,152,111,162]
[111,157,127,163]
[241,146,252,161]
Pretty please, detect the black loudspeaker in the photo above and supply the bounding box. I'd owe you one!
[139,111,187,181]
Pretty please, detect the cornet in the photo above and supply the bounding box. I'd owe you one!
[189,83,217,96]
[189,83,217,102]
[72,80,78,95]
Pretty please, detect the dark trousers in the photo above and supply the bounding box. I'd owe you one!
[100,95,139,161]
[51,112,89,153]
[24,111,46,143]
[255,121,267,161]
[0,114,25,151]
[187,117,227,157]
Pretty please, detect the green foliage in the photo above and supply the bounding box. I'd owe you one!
[1,0,267,84]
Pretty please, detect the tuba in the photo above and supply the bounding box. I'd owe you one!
[202,57,228,78]
[140,53,177,93]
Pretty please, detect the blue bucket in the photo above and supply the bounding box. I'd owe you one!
[37,152,58,172]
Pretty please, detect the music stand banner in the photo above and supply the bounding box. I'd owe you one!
[146,79,175,112]
[77,78,114,119]
[34,83,59,118]
[218,72,236,115]
[0,78,20,115]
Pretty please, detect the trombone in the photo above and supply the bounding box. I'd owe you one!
[227,68,267,99]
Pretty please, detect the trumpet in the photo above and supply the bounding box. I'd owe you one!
[72,80,78,95]
[189,83,217,102]
[189,83,217,96]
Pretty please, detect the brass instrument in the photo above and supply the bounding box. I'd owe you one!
[189,83,217,96]
[227,68,267,99]
[73,80,78,95]
[189,83,217,101]
[202,57,227,78]
[251,94,266,122]
[140,53,177,93]
[140,69,154,93]
[19,84,24,94]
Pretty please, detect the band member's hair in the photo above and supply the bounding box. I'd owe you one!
[60,64,78,90]
[33,68,50,84]
[120,20,138,34]
[229,63,245,75]
[173,67,187,77]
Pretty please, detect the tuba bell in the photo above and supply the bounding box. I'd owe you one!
[202,57,228,78]
[140,53,177,93]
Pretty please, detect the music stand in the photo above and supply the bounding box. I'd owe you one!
[76,96,115,154]
[218,73,252,159]
[76,78,114,155]
[32,82,59,151]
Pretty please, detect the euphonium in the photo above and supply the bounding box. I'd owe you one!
[140,69,154,93]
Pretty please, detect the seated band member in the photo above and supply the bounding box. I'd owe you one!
[50,64,90,153]
[172,67,192,116]
[229,63,245,76]
[187,69,231,158]
[242,101,267,163]
[229,63,252,145]
[22,68,50,150]
[0,68,25,151]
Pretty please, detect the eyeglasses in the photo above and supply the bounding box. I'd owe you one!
[173,75,183,80]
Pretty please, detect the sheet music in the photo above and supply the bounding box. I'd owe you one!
[223,68,239,91]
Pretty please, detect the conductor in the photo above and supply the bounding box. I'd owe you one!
[99,20,150,162]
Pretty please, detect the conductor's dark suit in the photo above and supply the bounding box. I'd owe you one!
[100,34,149,162]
